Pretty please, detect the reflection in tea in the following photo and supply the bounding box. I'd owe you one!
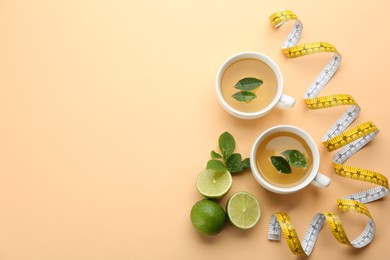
[256,131,313,187]
[221,58,277,113]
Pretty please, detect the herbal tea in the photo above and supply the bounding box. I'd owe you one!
[220,58,277,113]
[256,131,313,187]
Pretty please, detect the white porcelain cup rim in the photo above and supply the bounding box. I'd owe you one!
[250,125,331,194]
[216,51,295,119]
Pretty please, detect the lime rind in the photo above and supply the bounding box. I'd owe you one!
[190,199,227,236]
[196,169,232,199]
[227,191,261,229]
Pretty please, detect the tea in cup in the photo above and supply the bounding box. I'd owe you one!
[250,125,330,194]
[216,52,295,119]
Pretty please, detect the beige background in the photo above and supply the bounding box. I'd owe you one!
[0,1,389,259]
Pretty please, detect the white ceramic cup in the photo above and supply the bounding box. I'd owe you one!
[250,125,331,194]
[216,52,295,119]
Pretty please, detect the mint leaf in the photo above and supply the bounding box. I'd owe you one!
[210,150,222,159]
[227,155,250,174]
[219,132,235,160]
[232,91,256,102]
[270,156,291,174]
[234,77,263,91]
[209,132,248,175]
[281,150,307,168]
[206,160,226,172]
[239,158,250,172]
[226,153,242,174]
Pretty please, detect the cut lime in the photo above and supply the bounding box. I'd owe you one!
[226,191,261,229]
[196,169,232,199]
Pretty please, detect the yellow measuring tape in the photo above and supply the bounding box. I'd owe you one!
[267,10,389,256]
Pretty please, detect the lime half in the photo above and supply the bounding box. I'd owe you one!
[196,169,232,199]
[227,191,261,229]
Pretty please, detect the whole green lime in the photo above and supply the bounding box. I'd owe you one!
[190,199,227,236]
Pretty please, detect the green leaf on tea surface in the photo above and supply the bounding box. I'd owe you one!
[219,131,236,160]
[226,153,242,174]
[239,158,250,172]
[270,156,292,174]
[281,150,307,168]
[210,150,222,159]
[232,91,257,102]
[206,159,226,172]
[234,77,263,91]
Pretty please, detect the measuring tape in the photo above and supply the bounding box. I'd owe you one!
[267,10,389,256]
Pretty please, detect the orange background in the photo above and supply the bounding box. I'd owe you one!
[0,1,389,259]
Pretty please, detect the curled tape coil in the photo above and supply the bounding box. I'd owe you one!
[267,10,389,256]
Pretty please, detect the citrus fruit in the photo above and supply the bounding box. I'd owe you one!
[226,191,261,229]
[196,168,232,199]
[190,199,227,236]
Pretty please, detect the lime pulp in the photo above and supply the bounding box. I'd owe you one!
[196,169,232,199]
[226,191,261,229]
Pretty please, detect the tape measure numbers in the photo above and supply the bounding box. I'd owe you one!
[267,10,389,256]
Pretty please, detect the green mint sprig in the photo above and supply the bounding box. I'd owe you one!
[206,132,250,174]
[270,150,307,174]
[232,77,263,102]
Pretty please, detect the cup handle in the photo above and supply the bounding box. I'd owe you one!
[276,94,296,109]
[311,172,331,188]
